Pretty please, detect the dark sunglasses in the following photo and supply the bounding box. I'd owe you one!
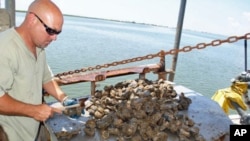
[29,12,61,35]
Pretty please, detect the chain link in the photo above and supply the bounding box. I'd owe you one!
[55,33,250,78]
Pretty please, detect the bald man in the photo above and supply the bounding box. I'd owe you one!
[0,0,69,140]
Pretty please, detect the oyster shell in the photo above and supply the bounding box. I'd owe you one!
[83,79,204,140]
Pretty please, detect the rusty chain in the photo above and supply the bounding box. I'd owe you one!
[55,33,250,78]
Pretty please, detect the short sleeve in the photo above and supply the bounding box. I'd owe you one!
[43,63,53,84]
[0,51,14,97]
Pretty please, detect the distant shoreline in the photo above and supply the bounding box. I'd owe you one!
[16,10,218,36]
[16,10,170,28]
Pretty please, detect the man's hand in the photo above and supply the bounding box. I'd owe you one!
[32,104,62,122]
[61,97,82,118]
[62,97,78,106]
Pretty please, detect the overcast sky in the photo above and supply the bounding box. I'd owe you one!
[2,0,250,36]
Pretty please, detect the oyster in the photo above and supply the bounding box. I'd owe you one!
[83,78,203,140]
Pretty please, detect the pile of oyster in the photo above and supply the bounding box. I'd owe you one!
[84,79,205,141]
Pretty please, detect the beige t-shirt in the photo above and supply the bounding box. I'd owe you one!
[0,28,53,141]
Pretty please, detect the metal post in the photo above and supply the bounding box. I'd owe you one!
[5,0,15,27]
[244,39,247,71]
[91,81,96,96]
[158,50,167,80]
[168,0,186,81]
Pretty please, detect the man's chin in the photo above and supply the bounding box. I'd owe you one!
[37,45,48,49]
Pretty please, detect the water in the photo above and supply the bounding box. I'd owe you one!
[16,12,249,104]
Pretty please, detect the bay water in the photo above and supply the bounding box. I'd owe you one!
[16,12,249,106]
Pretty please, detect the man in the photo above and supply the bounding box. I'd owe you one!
[0,0,71,140]
[0,124,9,141]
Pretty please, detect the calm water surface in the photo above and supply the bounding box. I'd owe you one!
[16,12,249,104]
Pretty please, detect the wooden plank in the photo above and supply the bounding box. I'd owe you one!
[56,64,161,85]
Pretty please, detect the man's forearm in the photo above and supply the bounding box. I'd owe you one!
[43,80,67,103]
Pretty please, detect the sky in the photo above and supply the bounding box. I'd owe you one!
[1,0,250,36]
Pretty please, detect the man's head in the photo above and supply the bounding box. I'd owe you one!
[18,0,64,48]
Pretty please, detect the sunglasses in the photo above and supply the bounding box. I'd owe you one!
[30,12,61,35]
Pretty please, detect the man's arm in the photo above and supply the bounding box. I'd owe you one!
[42,79,67,103]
